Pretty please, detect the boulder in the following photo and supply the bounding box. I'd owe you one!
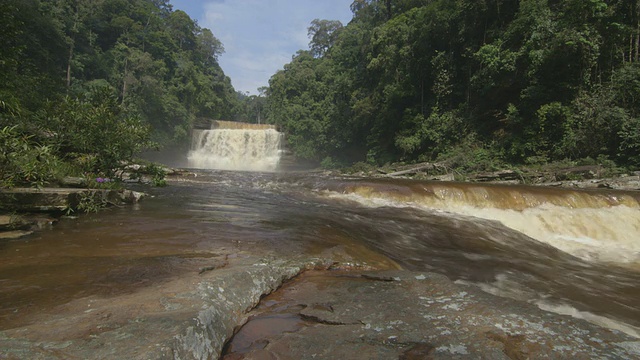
[59,177,88,188]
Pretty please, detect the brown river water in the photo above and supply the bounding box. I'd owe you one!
[1,170,640,340]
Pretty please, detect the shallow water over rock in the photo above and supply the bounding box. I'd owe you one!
[223,270,640,359]
[1,170,639,358]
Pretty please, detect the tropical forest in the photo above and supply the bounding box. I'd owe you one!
[2,0,640,189]
[268,0,640,173]
[0,0,240,188]
[3,2,640,357]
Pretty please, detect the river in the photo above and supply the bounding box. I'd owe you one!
[2,169,640,344]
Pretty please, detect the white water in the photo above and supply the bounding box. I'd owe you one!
[187,129,283,172]
[454,204,640,263]
[320,186,640,337]
[454,277,640,338]
[323,190,640,264]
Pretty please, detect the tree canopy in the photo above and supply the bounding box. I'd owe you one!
[3,0,640,184]
[0,0,241,187]
[266,0,640,170]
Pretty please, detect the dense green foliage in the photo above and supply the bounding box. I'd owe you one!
[232,87,268,124]
[266,0,640,170]
[0,0,240,187]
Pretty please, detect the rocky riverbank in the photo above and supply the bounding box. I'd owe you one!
[341,162,640,192]
[0,162,174,240]
[0,254,323,359]
[0,186,145,240]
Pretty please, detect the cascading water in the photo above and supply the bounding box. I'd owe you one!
[318,179,640,264]
[287,175,640,336]
[187,124,283,171]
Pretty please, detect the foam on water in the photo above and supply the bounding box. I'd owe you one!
[322,189,640,264]
[536,301,640,338]
[455,275,640,339]
[449,204,640,263]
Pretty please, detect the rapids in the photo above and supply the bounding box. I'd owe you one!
[1,170,640,341]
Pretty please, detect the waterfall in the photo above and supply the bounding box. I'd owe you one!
[187,127,283,172]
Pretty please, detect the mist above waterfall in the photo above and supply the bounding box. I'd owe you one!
[187,128,283,171]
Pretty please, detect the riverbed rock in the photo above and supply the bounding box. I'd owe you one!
[0,215,24,230]
[0,256,328,360]
[1,254,638,360]
[554,165,602,180]
[225,270,640,359]
[1,213,58,229]
[0,213,58,239]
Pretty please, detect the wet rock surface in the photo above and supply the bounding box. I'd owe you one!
[1,253,639,359]
[0,255,328,360]
[0,214,55,239]
[223,270,640,360]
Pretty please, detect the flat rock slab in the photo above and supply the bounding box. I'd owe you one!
[224,270,640,359]
[2,256,639,360]
[0,230,33,239]
[0,255,328,360]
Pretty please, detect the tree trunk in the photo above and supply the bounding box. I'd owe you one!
[630,34,634,63]
[66,3,80,89]
[66,44,73,88]
[122,58,128,104]
[420,79,425,115]
[386,0,392,20]
[633,1,639,62]
[635,22,640,61]
[386,163,445,177]
[142,15,151,52]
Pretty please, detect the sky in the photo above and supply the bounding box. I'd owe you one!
[170,0,354,95]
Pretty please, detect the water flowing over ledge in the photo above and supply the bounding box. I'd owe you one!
[187,121,283,172]
[316,178,640,264]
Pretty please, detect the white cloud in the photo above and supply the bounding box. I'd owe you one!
[197,0,353,94]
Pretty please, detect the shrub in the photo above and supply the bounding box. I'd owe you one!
[437,134,506,173]
[320,156,338,169]
[37,86,155,178]
[0,126,65,188]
